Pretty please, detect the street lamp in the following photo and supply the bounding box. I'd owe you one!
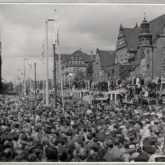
[45,19,55,106]
[23,58,28,96]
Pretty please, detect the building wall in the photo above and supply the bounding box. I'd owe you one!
[105,64,120,81]
[115,47,129,64]
[133,46,153,80]
[133,36,165,79]
[153,36,165,77]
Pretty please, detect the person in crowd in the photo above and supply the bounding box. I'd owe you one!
[1,79,165,162]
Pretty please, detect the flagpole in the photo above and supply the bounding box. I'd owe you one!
[57,30,64,107]
[42,42,45,104]
[30,62,32,94]
[53,9,64,107]
[28,59,32,94]
[45,20,49,106]
[45,19,55,106]
[23,58,27,96]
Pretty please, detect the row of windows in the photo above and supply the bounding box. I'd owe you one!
[64,60,85,65]
[63,67,86,73]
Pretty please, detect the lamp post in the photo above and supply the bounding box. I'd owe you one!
[23,58,28,96]
[34,62,37,100]
[28,59,33,94]
[45,19,55,106]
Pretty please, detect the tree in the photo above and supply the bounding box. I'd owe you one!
[2,82,14,93]
[86,62,93,89]
[73,71,86,89]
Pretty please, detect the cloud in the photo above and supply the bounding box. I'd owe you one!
[1,4,165,81]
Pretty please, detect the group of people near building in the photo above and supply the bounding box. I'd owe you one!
[1,77,165,162]
[0,97,165,162]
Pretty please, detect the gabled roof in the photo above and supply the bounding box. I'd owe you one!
[120,14,165,52]
[69,50,92,63]
[123,28,140,51]
[149,14,165,42]
[55,50,92,63]
[96,49,116,68]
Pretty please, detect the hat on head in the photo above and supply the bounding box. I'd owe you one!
[143,144,156,154]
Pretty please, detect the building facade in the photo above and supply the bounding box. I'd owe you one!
[114,14,165,81]
[56,50,93,87]
[93,49,116,82]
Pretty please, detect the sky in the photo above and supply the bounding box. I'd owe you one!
[1,4,165,82]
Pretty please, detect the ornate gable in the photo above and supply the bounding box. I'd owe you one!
[116,28,126,50]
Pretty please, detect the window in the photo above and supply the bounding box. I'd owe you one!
[147,64,150,69]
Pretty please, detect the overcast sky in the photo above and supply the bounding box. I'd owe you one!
[1,4,165,82]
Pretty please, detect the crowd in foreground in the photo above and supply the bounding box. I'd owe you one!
[1,80,165,162]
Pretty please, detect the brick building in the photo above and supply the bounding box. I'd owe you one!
[113,14,165,82]
[56,50,94,87]
[93,49,116,82]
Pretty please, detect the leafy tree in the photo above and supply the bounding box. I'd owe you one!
[86,62,93,89]
[2,82,14,93]
[73,71,86,89]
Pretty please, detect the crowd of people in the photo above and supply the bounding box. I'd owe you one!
[1,78,165,162]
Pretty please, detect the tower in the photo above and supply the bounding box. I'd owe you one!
[138,16,152,47]
[138,15,153,79]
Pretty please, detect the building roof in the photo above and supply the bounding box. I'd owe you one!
[123,28,140,51]
[149,14,165,42]
[55,54,70,61]
[55,50,92,63]
[97,49,116,68]
[121,14,165,52]
[70,49,92,63]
